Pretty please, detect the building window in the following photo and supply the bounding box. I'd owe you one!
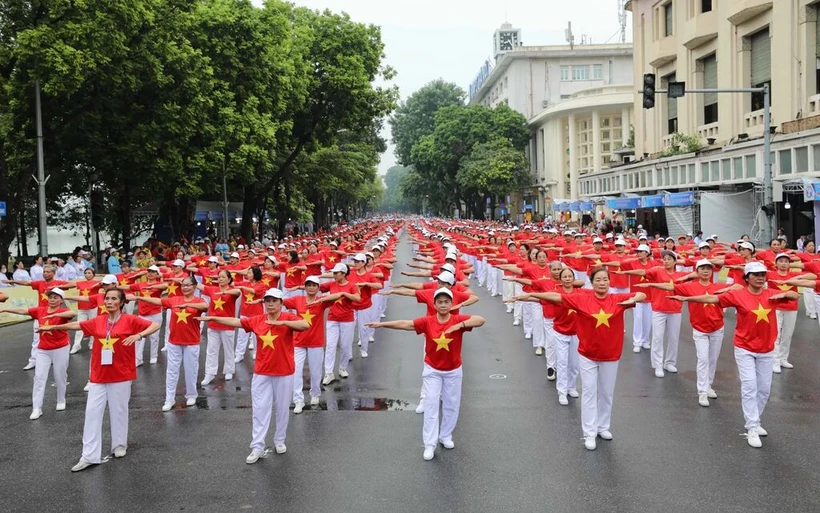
[702,54,718,124]
[560,65,570,81]
[593,64,603,80]
[816,7,820,94]
[750,28,771,111]
[779,150,792,175]
[664,2,674,37]
[664,73,678,134]
[560,94,571,99]
[573,65,590,81]
[701,0,712,13]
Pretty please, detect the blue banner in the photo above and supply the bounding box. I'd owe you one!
[666,192,695,207]
[580,201,594,211]
[803,179,820,202]
[553,202,571,212]
[570,202,581,212]
[640,195,665,208]
[607,197,641,210]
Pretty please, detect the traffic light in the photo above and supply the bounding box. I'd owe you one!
[642,73,656,109]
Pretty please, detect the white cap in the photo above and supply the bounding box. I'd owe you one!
[47,287,65,298]
[605,233,614,238]
[328,241,338,247]
[173,259,186,267]
[637,225,643,229]
[433,287,454,300]
[230,252,240,259]
[278,244,287,249]
[436,271,456,286]
[548,228,559,234]
[101,275,118,285]
[698,242,710,249]
[440,263,456,274]
[237,244,244,249]
[148,265,161,273]
[353,253,367,262]
[709,234,719,240]
[774,252,791,261]
[507,240,516,246]
[695,259,714,268]
[365,252,375,259]
[593,237,603,244]
[304,276,321,285]
[331,263,349,274]
[207,256,219,263]
[266,255,277,263]
[639,234,648,240]
[661,250,678,260]
[442,243,454,249]
[744,261,768,275]
[614,239,626,246]
[263,288,284,300]
[636,244,651,253]
[738,242,755,251]
[445,252,457,261]
[562,230,573,236]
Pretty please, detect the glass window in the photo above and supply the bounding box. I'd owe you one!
[601,118,610,128]
[613,129,622,140]
[560,65,570,81]
[750,29,771,111]
[614,117,622,127]
[593,64,603,79]
[702,54,718,124]
[722,159,731,180]
[665,73,678,134]
[688,164,696,183]
[779,150,792,175]
[733,158,743,179]
[711,161,720,181]
[629,174,634,188]
[647,170,654,187]
[602,143,611,153]
[795,147,808,173]
[745,154,757,178]
[665,167,671,185]
[701,162,709,182]
[701,0,712,13]
[664,2,673,37]
[573,65,590,81]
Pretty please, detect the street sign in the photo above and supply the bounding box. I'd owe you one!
[0,201,6,217]
[668,81,686,98]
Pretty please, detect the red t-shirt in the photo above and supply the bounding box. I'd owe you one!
[601,253,630,289]
[560,291,635,362]
[81,314,152,383]
[531,278,559,318]
[28,307,71,349]
[718,288,785,353]
[415,289,470,317]
[196,267,219,286]
[805,261,820,293]
[284,296,331,348]
[203,286,239,331]
[260,269,280,289]
[304,253,324,278]
[552,287,580,336]
[349,270,376,310]
[645,267,687,313]
[240,282,267,317]
[620,259,656,294]
[413,314,472,371]
[279,261,305,290]
[766,270,801,311]
[30,280,69,307]
[130,282,164,316]
[160,297,205,345]
[522,263,552,294]
[240,312,300,376]
[162,273,187,298]
[75,280,102,310]
[673,281,725,333]
[320,280,358,322]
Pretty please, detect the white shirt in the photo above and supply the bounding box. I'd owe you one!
[30,264,44,281]
[12,269,31,281]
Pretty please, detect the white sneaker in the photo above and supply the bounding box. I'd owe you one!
[113,446,127,458]
[663,364,678,373]
[310,396,320,407]
[567,389,579,398]
[357,339,362,347]
[70,344,82,355]
[71,460,95,472]
[439,439,455,449]
[201,375,215,386]
[513,320,520,326]
[29,408,43,420]
[546,367,556,381]
[248,343,255,350]
[584,436,597,450]
[780,361,793,369]
[747,429,762,448]
[274,443,287,454]
[361,350,368,358]
[415,403,424,414]
[535,347,543,356]
[162,402,174,412]
[56,402,66,411]
[225,373,233,381]
[161,346,167,352]
[380,314,386,319]
[293,401,304,414]
[234,355,244,364]
[423,448,435,461]
[23,362,35,371]
[756,425,768,437]
[84,381,91,392]
[368,336,375,342]
[772,363,782,374]
[641,344,651,350]
[524,333,532,340]
[632,346,641,354]
[186,397,197,407]
[654,368,665,378]
[810,313,817,320]
[698,394,710,407]
[149,358,158,365]
[558,394,569,406]
[339,369,349,378]
[707,388,718,399]
[136,361,144,368]
[322,373,335,385]
[598,430,613,440]
[246,450,264,464]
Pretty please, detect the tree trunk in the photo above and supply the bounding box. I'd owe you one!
[119,184,132,252]
[241,185,257,242]
[18,207,28,257]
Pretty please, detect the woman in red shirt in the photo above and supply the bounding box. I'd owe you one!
[69,268,102,354]
[671,262,798,448]
[349,253,383,358]
[318,263,360,384]
[198,269,241,385]
[0,288,76,420]
[767,253,815,374]
[235,266,268,362]
[132,276,207,411]
[279,250,307,299]
[535,267,646,450]
[284,276,342,413]
[794,239,818,319]
[125,265,166,366]
[37,289,159,472]
[198,288,309,463]
[368,288,485,461]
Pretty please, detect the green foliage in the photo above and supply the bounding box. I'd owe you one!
[660,132,701,157]
[458,138,530,199]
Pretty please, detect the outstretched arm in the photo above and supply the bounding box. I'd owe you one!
[366,319,415,331]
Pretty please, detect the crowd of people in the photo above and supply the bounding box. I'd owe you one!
[1,216,817,470]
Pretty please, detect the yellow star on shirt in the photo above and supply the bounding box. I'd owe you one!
[175,309,191,324]
[167,283,178,295]
[335,297,345,304]
[259,330,277,349]
[262,278,271,286]
[776,284,792,292]
[568,309,577,315]
[212,297,226,311]
[752,303,771,323]
[592,308,614,328]
[328,256,337,263]
[98,305,107,315]
[119,279,129,286]
[41,292,48,301]
[80,289,91,297]
[433,333,453,352]
[300,310,315,325]
[703,292,716,308]
[286,267,296,276]
[595,259,603,265]
[245,293,255,303]
[99,336,118,352]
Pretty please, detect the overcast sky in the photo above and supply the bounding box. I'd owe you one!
[254,0,633,174]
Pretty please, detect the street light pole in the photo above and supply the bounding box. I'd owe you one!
[34,79,49,256]
[222,157,229,240]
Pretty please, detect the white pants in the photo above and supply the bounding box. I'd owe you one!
[293,347,323,403]
[325,320,354,374]
[529,303,545,348]
[542,318,557,368]
[632,303,652,348]
[355,306,375,352]
[774,310,797,364]
[28,320,39,366]
[205,329,236,377]
[503,280,514,312]
[523,294,534,337]
[162,310,170,350]
[733,347,773,431]
[692,327,724,394]
[513,283,524,321]
[136,313,162,365]
[421,363,462,449]
[555,332,579,395]
[579,355,619,437]
[371,293,386,323]
[32,346,69,409]
[81,381,131,464]
[815,292,820,328]
[650,311,681,369]
[802,287,816,316]
[73,309,97,348]
[477,257,487,286]
[251,374,292,450]
[165,344,200,403]
[487,266,498,295]
[236,316,257,358]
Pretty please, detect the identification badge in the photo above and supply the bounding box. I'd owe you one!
[101,349,113,365]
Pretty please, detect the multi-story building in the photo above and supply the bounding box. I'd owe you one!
[587,0,820,242]
[467,23,633,220]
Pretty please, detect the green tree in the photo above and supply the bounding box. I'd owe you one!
[457,138,530,220]
[381,165,418,212]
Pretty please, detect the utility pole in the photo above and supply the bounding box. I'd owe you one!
[222,157,229,240]
[34,79,49,256]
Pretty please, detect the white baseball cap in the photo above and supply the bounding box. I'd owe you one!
[744,262,768,275]
[101,275,118,285]
[695,259,714,269]
[738,242,755,252]
[263,288,284,300]
[148,265,161,273]
[172,259,185,267]
[230,252,240,259]
[433,287,453,300]
[445,252,458,261]
[47,287,66,298]
[593,237,603,244]
[353,253,367,262]
[440,263,456,274]
[331,263,349,274]
[237,244,244,249]
[436,271,456,286]
[775,252,791,261]
[304,276,321,285]
[661,250,678,260]
[636,244,651,253]
[207,256,219,263]
[698,242,710,249]
[614,239,626,246]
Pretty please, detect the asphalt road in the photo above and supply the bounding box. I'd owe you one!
[1,235,819,513]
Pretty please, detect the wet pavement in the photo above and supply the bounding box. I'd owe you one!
[1,236,820,512]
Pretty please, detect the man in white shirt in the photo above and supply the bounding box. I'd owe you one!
[29,256,44,281]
